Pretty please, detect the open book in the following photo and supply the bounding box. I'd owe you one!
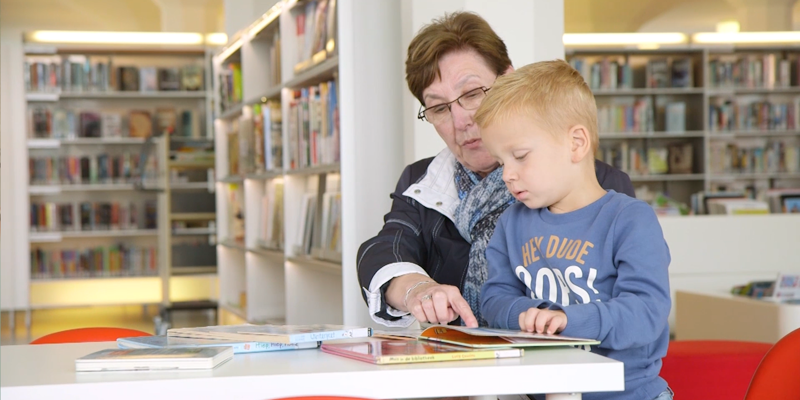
[75,347,233,372]
[167,324,371,344]
[374,325,600,349]
[321,339,522,365]
[117,335,320,354]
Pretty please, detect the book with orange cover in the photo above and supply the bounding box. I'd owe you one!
[320,339,522,365]
[374,325,600,349]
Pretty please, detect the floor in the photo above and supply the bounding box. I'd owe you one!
[0,305,215,345]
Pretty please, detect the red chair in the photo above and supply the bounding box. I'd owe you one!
[744,328,800,400]
[660,340,772,400]
[30,327,152,344]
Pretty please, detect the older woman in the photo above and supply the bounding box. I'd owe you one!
[357,12,634,328]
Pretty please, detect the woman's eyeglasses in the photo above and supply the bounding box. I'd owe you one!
[417,86,491,125]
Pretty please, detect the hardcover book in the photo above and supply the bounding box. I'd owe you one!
[75,346,233,372]
[167,324,372,344]
[117,335,320,354]
[373,325,600,349]
[321,339,523,365]
[157,67,181,91]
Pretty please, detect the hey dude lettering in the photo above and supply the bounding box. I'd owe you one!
[515,235,601,306]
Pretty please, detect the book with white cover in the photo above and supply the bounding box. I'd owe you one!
[117,335,320,354]
[75,347,233,372]
[168,324,371,344]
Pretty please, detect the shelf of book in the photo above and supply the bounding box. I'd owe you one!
[173,227,216,236]
[284,56,339,89]
[219,175,245,183]
[170,182,213,190]
[28,138,149,148]
[171,266,218,275]
[29,184,155,194]
[220,240,247,251]
[30,229,159,243]
[567,44,800,211]
[630,173,706,182]
[0,40,223,321]
[170,212,216,221]
[285,163,340,176]
[591,87,705,96]
[219,103,244,120]
[169,160,216,169]
[211,0,403,327]
[599,131,706,139]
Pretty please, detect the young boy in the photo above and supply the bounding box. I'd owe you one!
[474,60,673,400]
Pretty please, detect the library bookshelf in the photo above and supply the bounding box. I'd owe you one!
[212,0,404,327]
[566,44,800,209]
[3,41,219,331]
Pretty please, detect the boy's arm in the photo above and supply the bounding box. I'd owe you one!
[481,215,555,330]
[551,202,671,350]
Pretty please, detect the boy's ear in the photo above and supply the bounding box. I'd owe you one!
[569,125,592,163]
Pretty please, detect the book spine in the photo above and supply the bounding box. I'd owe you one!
[379,348,522,364]
[288,328,371,343]
[231,341,319,353]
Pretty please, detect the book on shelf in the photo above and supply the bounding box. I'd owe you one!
[670,58,694,88]
[157,68,181,91]
[139,67,158,92]
[155,108,177,136]
[117,335,320,354]
[119,66,139,91]
[667,143,694,174]
[75,347,233,372]
[295,193,317,255]
[646,58,670,89]
[321,339,523,365]
[31,243,158,279]
[373,326,600,349]
[647,147,669,175]
[167,324,372,344]
[664,102,686,133]
[181,65,204,91]
[129,110,153,138]
[764,188,800,213]
[706,198,769,215]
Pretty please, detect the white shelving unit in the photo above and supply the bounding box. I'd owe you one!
[566,45,800,207]
[213,0,404,327]
[3,41,221,332]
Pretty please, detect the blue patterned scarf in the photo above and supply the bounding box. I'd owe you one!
[453,163,515,327]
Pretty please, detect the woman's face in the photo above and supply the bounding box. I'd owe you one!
[421,49,504,177]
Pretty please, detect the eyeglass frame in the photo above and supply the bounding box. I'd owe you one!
[416,86,491,124]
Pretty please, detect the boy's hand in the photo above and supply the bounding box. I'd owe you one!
[518,308,568,334]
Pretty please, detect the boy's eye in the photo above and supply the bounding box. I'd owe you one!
[514,152,528,161]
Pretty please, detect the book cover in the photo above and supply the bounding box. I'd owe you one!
[321,339,523,365]
[118,66,139,91]
[181,65,204,91]
[117,335,320,354]
[157,67,181,91]
[79,112,102,138]
[155,108,177,136]
[75,346,233,372]
[139,67,158,92]
[375,326,600,349]
[168,324,372,344]
[129,110,153,138]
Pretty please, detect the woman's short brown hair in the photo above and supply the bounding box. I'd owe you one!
[406,12,511,105]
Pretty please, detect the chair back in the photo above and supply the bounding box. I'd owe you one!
[660,340,772,400]
[30,327,151,344]
[744,328,800,400]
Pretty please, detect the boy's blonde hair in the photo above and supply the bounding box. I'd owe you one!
[474,60,599,152]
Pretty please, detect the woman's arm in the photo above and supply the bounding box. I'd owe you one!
[356,161,476,327]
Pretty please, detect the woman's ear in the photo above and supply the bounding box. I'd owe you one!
[569,125,592,163]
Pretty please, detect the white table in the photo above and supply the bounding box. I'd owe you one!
[0,340,623,400]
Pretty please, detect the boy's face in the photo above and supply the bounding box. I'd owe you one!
[482,113,573,210]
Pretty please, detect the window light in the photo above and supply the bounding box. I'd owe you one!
[692,31,800,44]
[26,31,206,45]
[563,33,688,47]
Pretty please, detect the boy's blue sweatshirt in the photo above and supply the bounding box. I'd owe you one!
[481,190,671,400]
